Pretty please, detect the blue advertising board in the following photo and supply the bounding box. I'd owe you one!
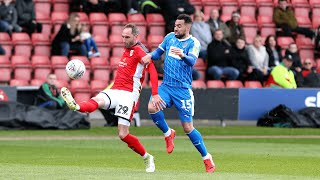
[239,88,320,120]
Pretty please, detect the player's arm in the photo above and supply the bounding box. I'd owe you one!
[146,62,166,110]
[170,48,197,66]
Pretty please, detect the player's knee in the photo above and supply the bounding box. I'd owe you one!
[118,130,129,139]
[147,102,157,113]
[91,97,105,108]
[182,124,194,134]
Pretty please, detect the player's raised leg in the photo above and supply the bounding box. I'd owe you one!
[60,87,106,112]
[118,118,155,172]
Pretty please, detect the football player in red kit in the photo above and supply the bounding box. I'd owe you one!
[61,23,165,172]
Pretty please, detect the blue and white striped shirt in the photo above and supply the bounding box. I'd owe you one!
[155,32,201,88]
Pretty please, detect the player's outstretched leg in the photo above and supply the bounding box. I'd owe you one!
[186,128,215,173]
[61,87,100,112]
[119,123,155,172]
[150,110,176,154]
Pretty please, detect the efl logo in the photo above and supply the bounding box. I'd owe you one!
[305,92,320,107]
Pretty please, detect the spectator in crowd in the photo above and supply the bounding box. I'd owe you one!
[273,0,314,39]
[81,24,100,58]
[190,10,212,61]
[161,0,195,34]
[314,25,320,59]
[0,44,5,55]
[51,13,87,57]
[36,74,66,109]
[207,29,239,80]
[265,54,297,88]
[226,11,246,45]
[207,9,230,39]
[123,0,139,14]
[285,43,302,74]
[296,58,320,87]
[0,0,21,34]
[15,0,42,35]
[139,0,161,15]
[230,38,254,81]
[247,35,269,84]
[265,35,282,70]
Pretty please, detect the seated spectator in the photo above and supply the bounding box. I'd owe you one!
[51,13,87,57]
[0,44,6,55]
[265,35,282,70]
[190,10,212,61]
[207,29,239,80]
[265,54,297,88]
[0,0,22,34]
[36,74,66,109]
[273,0,314,39]
[247,35,269,84]
[162,0,195,34]
[230,38,254,81]
[207,9,230,39]
[81,24,100,58]
[123,0,139,14]
[139,0,161,15]
[285,43,302,74]
[296,58,320,87]
[226,11,246,45]
[314,25,320,59]
[15,0,42,35]
[71,0,121,14]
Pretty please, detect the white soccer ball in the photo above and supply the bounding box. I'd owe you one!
[65,59,86,80]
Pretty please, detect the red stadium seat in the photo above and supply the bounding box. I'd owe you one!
[260,26,276,37]
[310,0,320,8]
[146,14,165,36]
[92,68,111,82]
[291,0,309,7]
[10,79,29,86]
[277,37,295,49]
[11,56,31,68]
[90,13,109,38]
[51,12,69,24]
[225,80,244,88]
[256,0,273,6]
[240,5,256,17]
[194,58,207,70]
[257,16,275,28]
[221,5,239,21]
[76,12,90,24]
[73,92,92,103]
[244,81,262,88]
[35,2,51,19]
[52,1,70,13]
[55,79,69,89]
[312,8,320,28]
[30,79,45,87]
[243,26,258,44]
[0,55,10,67]
[13,68,32,81]
[0,68,11,84]
[192,80,207,88]
[203,5,220,16]
[147,35,164,50]
[70,80,91,101]
[207,80,225,88]
[12,33,32,57]
[108,13,127,25]
[112,47,125,57]
[109,34,123,47]
[32,56,51,80]
[219,0,238,6]
[299,48,314,60]
[296,35,314,49]
[91,80,108,96]
[91,57,109,69]
[54,68,70,81]
[0,33,12,57]
[51,56,69,68]
[294,7,312,27]
[32,33,51,56]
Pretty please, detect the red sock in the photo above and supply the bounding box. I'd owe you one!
[121,134,146,156]
[79,99,99,112]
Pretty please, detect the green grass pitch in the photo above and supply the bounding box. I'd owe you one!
[0,126,319,180]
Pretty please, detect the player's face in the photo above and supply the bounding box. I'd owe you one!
[174,19,188,39]
[122,28,137,48]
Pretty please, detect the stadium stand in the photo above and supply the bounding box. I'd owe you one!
[207,80,226,88]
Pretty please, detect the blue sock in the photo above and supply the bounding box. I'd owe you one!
[150,111,169,133]
[187,128,208,157]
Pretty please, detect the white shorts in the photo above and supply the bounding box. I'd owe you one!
[96,89,140,122]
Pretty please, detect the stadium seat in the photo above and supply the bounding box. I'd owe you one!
[92,67,111,82]
[93,35,110,58]
[257,16,275,28]
[238,0,256,6]
[194,58,207,70]
[32,56,51,80]
[73,92,92,103]
[240,5,256,18]
[256,0,273,6]
[51,12,69,34]
[128,14,147,41]
[207,80,226,88]
[51,56,68,68]
[111,47,125,57]
[109,34,123,47]
[260,26,276,37]
[110,56,121,69]
[192,80,207,88]
[10,79,29,86]
[147,35,164,50]
[11,55,32,81]
[0,68,11,84]
[55,79,69,89]
[70,80,91,101]
[296,35,314,49]
[0,55,10,67]
[219,0,238,6]
[35,2,51,19]
[52,0,70,13]
[299,48,314,60]
[146,14,166,36]
[243,26,258,44]
[54,68,70,81]
[90,57,109,69]
[277,37,295,49]
[12,33,32,57]
[312,8,320,28]
[91,80,108,96]
[32,33,51,56]
[90,13,109,38]
[203,5,220,16]
[11,55,31,67]
[76,12,90,24]
[295,7,312,27]
[108,13,127,36]
[30,79,45,87]
[225,80,244,88]
[0,33,12,57]
[291,0,309,7]
[221,5,238,22]
[310,0,320,8]
[244,81,262,88]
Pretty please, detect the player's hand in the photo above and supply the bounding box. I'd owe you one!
[171,48,185,58]
[152,94,166,111]
[142,54,152,65]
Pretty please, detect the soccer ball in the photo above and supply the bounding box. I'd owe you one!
[65,59,86,80]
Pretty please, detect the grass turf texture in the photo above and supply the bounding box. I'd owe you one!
[0,127,319,179]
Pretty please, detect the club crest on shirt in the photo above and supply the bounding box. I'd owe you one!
[183,42,188,48]
[130,50,134,56]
